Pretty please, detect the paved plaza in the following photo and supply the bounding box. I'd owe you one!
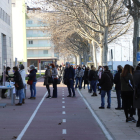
[0,78,140,140]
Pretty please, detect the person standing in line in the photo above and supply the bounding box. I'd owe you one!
[133,63,140,127]
[28,65,37,99]
[19,64,26,104]
[50,63,58,98]
[44,65,52,98]
[1,67,11,98]
[64,62,75,97]
[114,65,123,110]
[97,66,103,95]
[120,64,136,122]
[98,66,113,109]
[88,66,98,96]
[83,67,90,90]
[12,67,24,106]
[75,66,84,90]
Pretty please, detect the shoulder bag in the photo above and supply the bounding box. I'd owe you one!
[123,77,134,91]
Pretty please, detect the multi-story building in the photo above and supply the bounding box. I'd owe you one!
[12,0,27,69]
[0,0,13,73]
[26,7,59,70]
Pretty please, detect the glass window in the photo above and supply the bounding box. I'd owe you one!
[29,40,33,44]
[43,50,48,54]
[28,20,32,24]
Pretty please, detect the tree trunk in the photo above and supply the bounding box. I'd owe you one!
[100,47,103,66]
[102,27,108,65]
[75,55,77,65]
[92,40,97,67]
[132,6,139,68]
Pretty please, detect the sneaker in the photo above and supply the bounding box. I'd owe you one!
[15,103,22,106]
[115,108,121,110]
[16,97,19,100]
[126,117,132,122]
[67,95,71,97]
[99,106,105,109]
[46,95,51,98]
[131,117,136,123]
[107,106,111,109]
[28,97,33,99]
[72,95,76,97]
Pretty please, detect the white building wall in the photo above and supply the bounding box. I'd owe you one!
[0,0,13,74]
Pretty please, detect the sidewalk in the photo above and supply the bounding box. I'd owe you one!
[80,88,140,140]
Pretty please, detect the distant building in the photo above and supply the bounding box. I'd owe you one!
[26,7,59,70]
[0,0,13,73]
[12,0,27,69]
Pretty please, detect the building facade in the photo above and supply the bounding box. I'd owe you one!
[12,0,27,69]
[26,7,59,70]
[0,0,13,73]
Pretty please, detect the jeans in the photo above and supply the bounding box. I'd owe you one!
[30,82,37,97]
[53,79,57,97]
[18,89,24,104]
[116,90,122,108]
[90,80,97,93]
[67,79,75,96]
[75,77,82,89]
[101,90,111,108]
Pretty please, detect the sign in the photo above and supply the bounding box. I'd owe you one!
[137,37,140,51]
[137,52,140,61]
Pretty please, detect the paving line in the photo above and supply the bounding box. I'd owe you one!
[62,98,65,99]
[62,101,65,103]
[62,119,66,123]
[62,129,67,134]
[16,92,48,140]
[62,111,66,114]
[62,95,64,96]
[77,89,113,140]
[62,106,65,108]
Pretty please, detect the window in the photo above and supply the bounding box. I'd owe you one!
[28,20,32,24]
[43,50,48,54]
[10,59,11,67]
[9,37,11,47]
[29,40,33,44]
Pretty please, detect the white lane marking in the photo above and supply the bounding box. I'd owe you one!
[62,95,64,96]
[62,101,65,103]
[62,119,66,123]
[16,92,48,140]
[62,106,65,108]
[62,98,65,99]
[62,111,66,114]
[62,129,67,134]
[77,89,113,140]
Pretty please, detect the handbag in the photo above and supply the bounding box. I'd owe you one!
[57,78,61,84]
[123,77,134,91]
[15,83,19,88]
[27,79,33,85]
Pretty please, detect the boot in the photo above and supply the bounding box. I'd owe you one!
[94,93,97,96]
[22,99,25,104]
[91,93,95,96]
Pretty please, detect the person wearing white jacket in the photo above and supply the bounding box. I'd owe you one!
[19,64,26,103]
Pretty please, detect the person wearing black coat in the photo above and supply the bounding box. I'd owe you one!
[0,67,11,98]
[64,62,75,97]
[88,66,98,96]
[114,65,123,110]
[12,67,24,106]
[98,66,113,109]
[83,67,90,90]
[27,65,37,99]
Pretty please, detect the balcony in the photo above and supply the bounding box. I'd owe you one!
[27,44,52,49]
[26,33,51,38]
[27,54,52,58]
[26,23,47,27]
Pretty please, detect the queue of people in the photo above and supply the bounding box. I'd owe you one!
[1,62,140,127]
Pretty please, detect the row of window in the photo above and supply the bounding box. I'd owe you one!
[28,50,48,54]
[0,7,10,25]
